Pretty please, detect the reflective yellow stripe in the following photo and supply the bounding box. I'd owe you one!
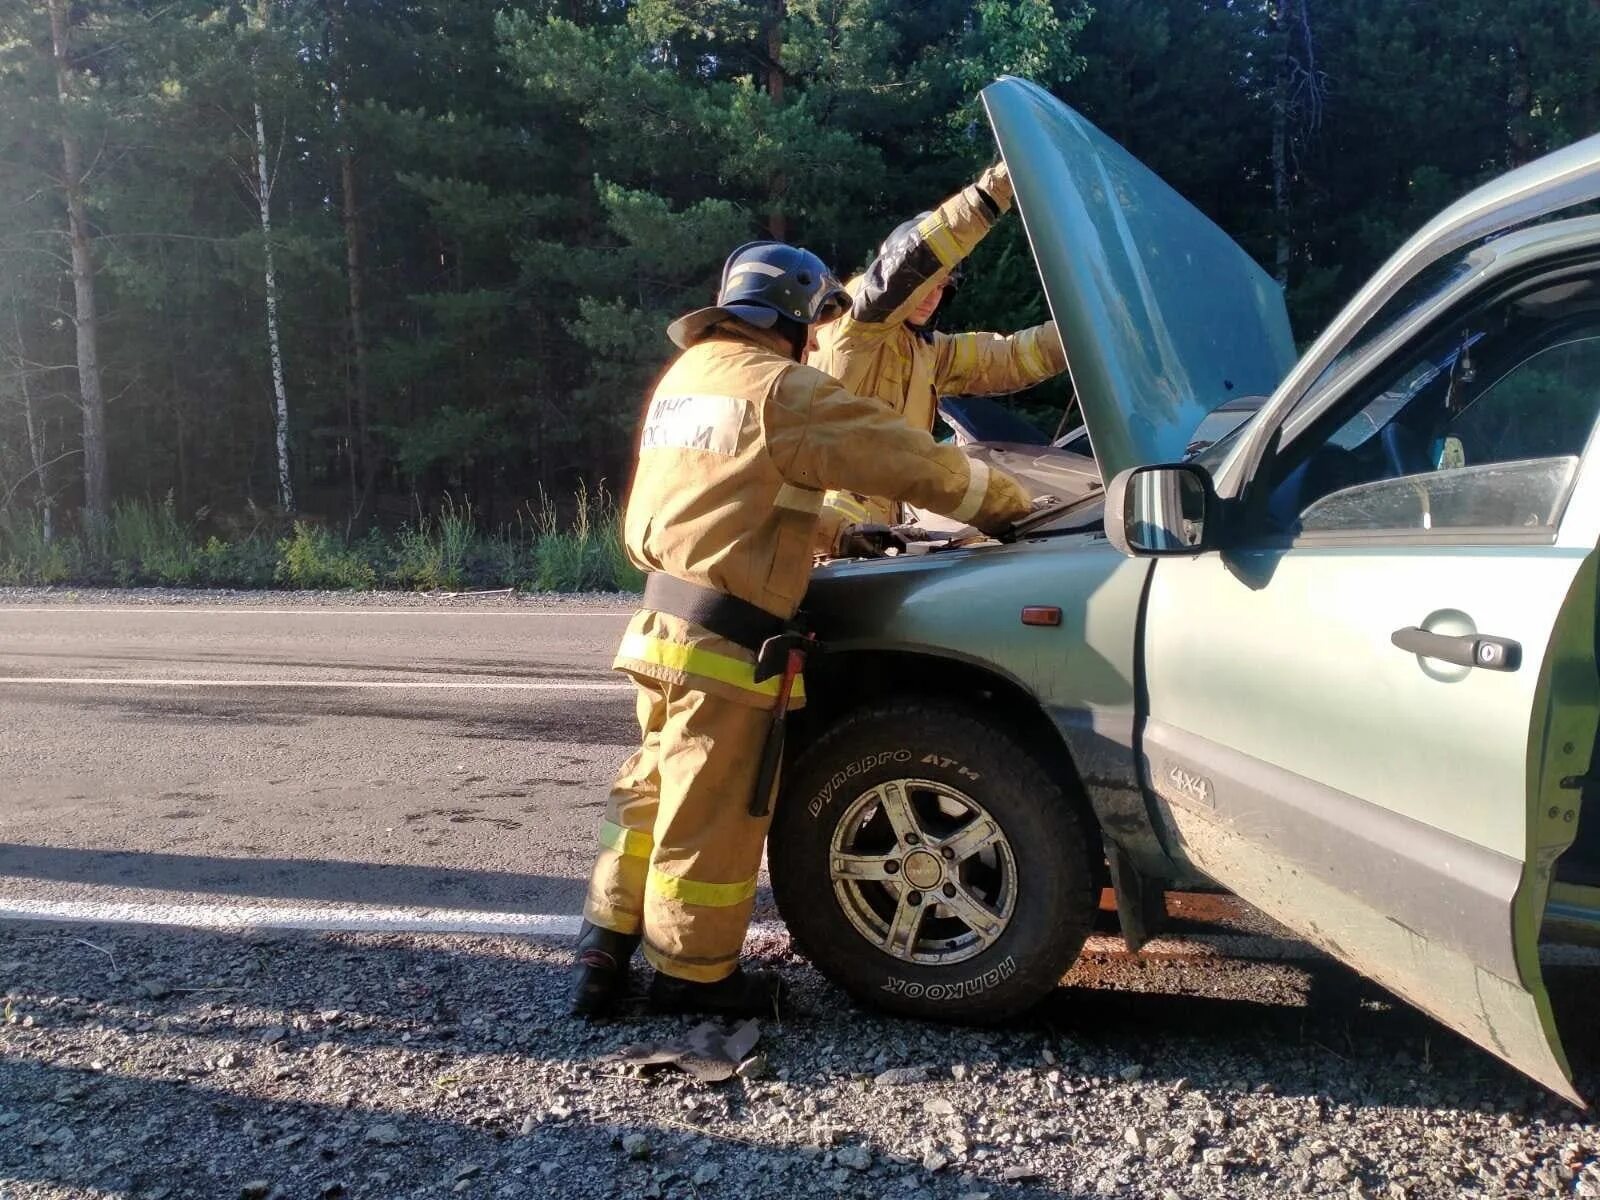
[648,866,757,909]
[951,458,991,524]
[1015,329,1049,381]
[598,819,652,859]
[774,483,824,514]
[824,490,870,524]
[950,335,978,384]
[916,213,962,268]
[618,632,805,701]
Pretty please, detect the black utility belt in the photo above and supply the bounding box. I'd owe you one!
[641,573,786,654]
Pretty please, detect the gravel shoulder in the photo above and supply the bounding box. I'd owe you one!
[4,924,1597,1200]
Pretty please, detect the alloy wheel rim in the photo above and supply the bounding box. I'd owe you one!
[828,777,1017,966]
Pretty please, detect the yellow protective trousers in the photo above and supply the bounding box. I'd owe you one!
[583,675,777,983]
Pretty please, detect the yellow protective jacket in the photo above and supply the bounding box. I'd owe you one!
[808,163,1069,545]
[616,323,1032,709]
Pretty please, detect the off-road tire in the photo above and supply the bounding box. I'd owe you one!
[770,699,1097,1022]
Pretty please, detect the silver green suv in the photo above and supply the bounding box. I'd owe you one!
[771,77,1600,1103]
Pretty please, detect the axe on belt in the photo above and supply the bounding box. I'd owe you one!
[748,632,819,817]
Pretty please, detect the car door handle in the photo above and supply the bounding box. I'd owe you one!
[1391,626,1521,671]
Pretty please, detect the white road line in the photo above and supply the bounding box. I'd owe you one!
[0,607,630,617]
[4,895,1597,966]
[0,897,585,936]
[0,897,1267,951]
[0,677,633,691]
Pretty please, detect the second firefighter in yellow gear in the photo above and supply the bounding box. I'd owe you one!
[808,159,1070,553]
[572,240,1034,1018]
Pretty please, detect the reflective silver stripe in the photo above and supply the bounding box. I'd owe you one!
[950,458,991,525]
[639,393,749,457]
[726,262,785,285]
[774,483,825,514]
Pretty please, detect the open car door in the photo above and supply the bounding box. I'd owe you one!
[1141,240,1600,1102]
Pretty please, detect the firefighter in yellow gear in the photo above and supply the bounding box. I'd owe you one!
[809,159,1070,555]
[572,241,1034,1018]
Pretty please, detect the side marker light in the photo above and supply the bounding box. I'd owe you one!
[1020,606,1062,627]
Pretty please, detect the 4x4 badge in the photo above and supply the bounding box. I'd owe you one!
[1166,763,1214,807]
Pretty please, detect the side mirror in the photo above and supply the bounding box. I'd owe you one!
[1104,463,1216,557]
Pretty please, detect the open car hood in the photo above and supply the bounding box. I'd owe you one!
[982,77,1296,481]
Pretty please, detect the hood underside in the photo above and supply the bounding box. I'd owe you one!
[982,77,1297,480]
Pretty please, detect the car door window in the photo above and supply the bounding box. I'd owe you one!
[1262,274,1600,537]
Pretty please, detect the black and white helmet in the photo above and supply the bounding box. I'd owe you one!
[669,241,849,349]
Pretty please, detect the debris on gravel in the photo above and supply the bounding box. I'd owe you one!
[1,923,1596,1200]
[875,1065,932,1087]
[602,1018,762,1082]
[363,1123,406,1147]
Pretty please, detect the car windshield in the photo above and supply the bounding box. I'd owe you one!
[1286,242,1492,425]
[1189,243,1492,477]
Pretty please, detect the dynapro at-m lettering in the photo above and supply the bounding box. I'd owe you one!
[808,750,914,817]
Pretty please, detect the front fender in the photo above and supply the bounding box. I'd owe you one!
[802,536,1176,879]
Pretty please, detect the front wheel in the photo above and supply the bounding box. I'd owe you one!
[770,700,1097,1022]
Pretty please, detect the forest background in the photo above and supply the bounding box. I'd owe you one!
[3,0,1599,590]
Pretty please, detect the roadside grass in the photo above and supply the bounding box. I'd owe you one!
[0,489,640,594]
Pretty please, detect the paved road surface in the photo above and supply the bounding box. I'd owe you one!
[0,597,639,921]
[0,592,1284,948]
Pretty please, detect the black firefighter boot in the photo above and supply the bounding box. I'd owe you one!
[647,966,786,1018]
[569,921,641,1017]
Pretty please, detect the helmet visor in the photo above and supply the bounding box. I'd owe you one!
[811,274,850,323]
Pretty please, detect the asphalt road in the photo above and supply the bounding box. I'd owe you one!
[0,596,641,922]
[0,591,1284,946]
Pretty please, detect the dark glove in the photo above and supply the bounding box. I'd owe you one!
[838,523,907,558]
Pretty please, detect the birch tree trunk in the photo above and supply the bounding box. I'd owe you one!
[13,298,52,541]
[253,0,294,511]
[47,0,109,523]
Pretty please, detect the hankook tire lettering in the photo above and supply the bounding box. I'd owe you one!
[879,956,1017,1001]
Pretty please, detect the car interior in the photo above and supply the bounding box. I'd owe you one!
[1256,270,1600,538]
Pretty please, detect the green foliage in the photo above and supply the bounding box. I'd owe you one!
[103,497,199,586]
[6,0,1600,548]
[197,535,278,589]
[0,497,638,594]
[276,523,380,590]
[531,482,642,594]
[389,497,477,591]
[0,511,70,586]
[959,0,1090,97]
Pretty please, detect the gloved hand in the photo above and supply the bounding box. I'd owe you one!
[967,465,1034,535]
[838,523,907,558]
[890,523,941,544]
[976,158,1013,213]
